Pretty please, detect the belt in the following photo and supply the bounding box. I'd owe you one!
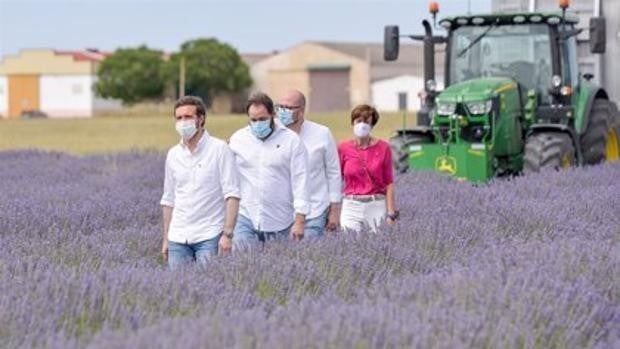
[344,194,385,202]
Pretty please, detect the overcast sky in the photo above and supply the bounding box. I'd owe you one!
[0,0,491,57]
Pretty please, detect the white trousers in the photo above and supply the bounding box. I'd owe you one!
[340,198,386,233]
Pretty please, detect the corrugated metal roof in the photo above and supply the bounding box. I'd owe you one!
[241,53,273,66]
[54,49,109,62]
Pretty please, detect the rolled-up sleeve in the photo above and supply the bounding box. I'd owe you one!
[324,131,342,203]
[290,138,310,215]
[160,151,175,207]
[383,143,394,185]
[219,144,241,200]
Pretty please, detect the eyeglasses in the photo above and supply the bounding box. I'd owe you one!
[276,104,302,110]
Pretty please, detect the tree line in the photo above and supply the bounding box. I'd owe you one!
[95,38,252,106]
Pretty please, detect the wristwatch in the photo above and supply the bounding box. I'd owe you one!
[222,230,234,239]
[387,210,400,221]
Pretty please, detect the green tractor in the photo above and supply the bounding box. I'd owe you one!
[385,1,620,182]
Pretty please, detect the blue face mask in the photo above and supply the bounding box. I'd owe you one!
[277,108,295,126]
[250,119,273,139]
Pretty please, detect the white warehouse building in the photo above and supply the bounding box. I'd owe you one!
[371,74,445,112]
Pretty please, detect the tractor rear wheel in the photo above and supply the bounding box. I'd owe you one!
[606,102,620,162]
[580,99,612,164]
[389,133,432,173]
[523,132,575,173]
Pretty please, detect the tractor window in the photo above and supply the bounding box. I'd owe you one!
[450,24,552,96]
[560,33,579,87]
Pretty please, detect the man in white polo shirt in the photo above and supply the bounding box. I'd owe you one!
[276,89,342,238]
[160,96,240,268]
[229,92,309,248]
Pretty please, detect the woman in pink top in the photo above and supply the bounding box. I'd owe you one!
[338,104,399,232]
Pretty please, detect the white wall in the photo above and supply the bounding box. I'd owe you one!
[372,75,444,112]
[372,75,423,112]
[0,76,8,117]
[40,75,94,118]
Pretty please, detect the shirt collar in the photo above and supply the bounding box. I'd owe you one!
[179,130,209,154]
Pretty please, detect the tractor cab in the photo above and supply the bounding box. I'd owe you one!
[447,15,565,103]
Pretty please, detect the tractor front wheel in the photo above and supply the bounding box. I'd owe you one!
[523,132,575,173]
[389,133,432,173]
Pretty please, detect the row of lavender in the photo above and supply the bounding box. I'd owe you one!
[0,150,618,348]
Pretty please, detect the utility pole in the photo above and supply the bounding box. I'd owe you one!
[179,56,186,97]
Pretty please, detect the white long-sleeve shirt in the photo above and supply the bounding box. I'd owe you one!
[229,122,310,231]
[160,133,240,244]
[298,120,342,219]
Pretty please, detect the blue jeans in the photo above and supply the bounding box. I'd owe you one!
[168,236,219,269]
[233,215,291,250]
[304,209,329,238]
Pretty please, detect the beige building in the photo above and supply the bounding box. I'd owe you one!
[249,41,431,113]
[0,49,120,118]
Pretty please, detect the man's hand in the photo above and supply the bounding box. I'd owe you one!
[326,204,341,232]
[219,233,233,254]
[290,221,305,241]
[161,239,168,262]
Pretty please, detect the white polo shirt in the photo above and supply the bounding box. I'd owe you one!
[229,122,310,232]
[297,120,342,219]
[160,133,240,244]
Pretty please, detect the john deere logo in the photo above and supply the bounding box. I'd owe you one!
[435,156,457,175]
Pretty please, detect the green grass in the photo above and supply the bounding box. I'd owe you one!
[0,112,416,155]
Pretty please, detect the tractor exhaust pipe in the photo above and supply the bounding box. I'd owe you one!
[422,19,435,89]
[418,19,436,126]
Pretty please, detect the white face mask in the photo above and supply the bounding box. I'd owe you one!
[175,120,198,140]
[353,122,372,138]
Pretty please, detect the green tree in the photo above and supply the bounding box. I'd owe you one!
[95,46,166,104]
[165,38,252,104]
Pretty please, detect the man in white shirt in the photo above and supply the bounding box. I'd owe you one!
[276,89,342,238]
[160,96,240,268]
[229,92,309,248]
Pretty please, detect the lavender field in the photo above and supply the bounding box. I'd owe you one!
[0,150,618,349]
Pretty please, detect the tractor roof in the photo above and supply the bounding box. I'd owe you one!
[439,12,579,30]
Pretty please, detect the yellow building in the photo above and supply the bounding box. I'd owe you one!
[0,49,120,118]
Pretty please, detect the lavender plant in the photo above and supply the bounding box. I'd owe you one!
[0,150,618,348]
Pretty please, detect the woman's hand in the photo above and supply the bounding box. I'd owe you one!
[386,210,399,226]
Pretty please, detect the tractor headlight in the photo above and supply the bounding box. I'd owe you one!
[437,102,457,115]
[466,100,493,114]
[552,75,562,88]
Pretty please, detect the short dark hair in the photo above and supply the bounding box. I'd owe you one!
[174,96,206,126]
[350,104,380,126]
[174,95,207,116]
[246,92,274,115]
